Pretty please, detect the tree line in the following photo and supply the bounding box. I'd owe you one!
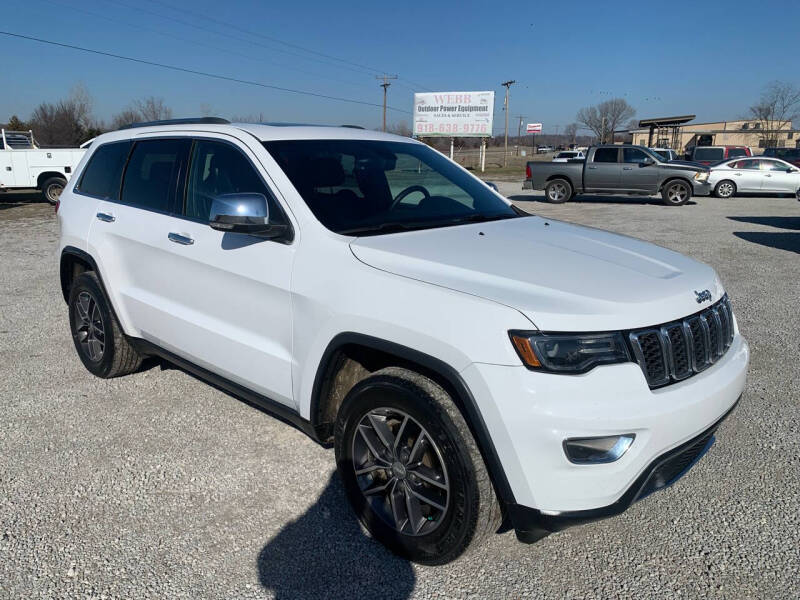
[1,85,173,147]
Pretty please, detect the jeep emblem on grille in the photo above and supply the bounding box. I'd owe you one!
[694,289,712,303]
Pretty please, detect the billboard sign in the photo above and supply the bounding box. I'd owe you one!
[413,91,494,137]
[526,123,543,133]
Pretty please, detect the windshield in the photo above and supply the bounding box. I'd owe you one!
[556,152,575,158]
[264,139,520,235]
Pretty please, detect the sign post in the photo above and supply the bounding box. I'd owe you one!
[526,123,542,154]
[413,92,494,169]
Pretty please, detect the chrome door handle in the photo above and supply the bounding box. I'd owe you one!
[764,174,772,177]
[622,166,633,170]
[168,232,194,246]
[96,212,115,222]
[587,166,597,169]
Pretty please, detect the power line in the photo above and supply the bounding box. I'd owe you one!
[33,0,379,93]
[143,0,386,77]
[0,31,412,115]
[131,0,433,93]
[105,0,383,79]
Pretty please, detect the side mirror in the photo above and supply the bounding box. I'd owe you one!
[787,167,797,173]
[485,181,499,192]
[640,157,655,167]
[209,193,288,239]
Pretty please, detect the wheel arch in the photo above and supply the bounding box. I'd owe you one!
[310,332,516,505]
[658,176,693,193]
[545,173,575,188]
[37,171,68,188]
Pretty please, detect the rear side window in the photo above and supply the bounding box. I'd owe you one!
[76,141,131,200]
[727,148,748,158]
[693,147,724,161]
[730,159,760,170]
[593,148,618,163]
[121,139,190,213]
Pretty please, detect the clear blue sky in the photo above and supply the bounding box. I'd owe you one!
[2,0,798,134]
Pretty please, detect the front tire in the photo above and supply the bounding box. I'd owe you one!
[714,180,736,199]
[661,179,691,206]
[68,272,142,378]
[41,176,67,205]
[334,367,501,565]
[544,178,572,203]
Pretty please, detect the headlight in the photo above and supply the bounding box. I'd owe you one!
[694,171,709,182]
[509,331,630,374]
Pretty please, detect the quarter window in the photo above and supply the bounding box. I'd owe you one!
[184,140,283,223]
[120,139,190,213]
[76,141,131,199]
[593,148,618,163]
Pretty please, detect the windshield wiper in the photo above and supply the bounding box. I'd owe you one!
[339,213,520,236]
[339,222,422,236]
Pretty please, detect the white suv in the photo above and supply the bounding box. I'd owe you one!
[57,118,749,565]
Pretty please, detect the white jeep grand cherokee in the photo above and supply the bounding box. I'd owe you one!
[57,118,749,565]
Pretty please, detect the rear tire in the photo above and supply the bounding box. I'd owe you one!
[714,180,736,199]
[544,178,572,203]
[334,367,501,565]
[68,272,142,378]
[661,179,691,206]
[41,176,67,205]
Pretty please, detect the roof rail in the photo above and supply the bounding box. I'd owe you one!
[119,117,231,130]
[341,125,365,129]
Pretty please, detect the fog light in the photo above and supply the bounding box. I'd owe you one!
[563,434,635,464]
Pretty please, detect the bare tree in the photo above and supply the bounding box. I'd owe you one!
[563,122,578,145]
[133,97,173,122]
[29,84,94,146]
[110,108,142,130]
[387,121,412,137]
[576,98,635,143]
[230,112,267,123]
[749,81,800,147]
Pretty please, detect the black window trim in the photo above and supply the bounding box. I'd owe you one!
[76,134,295,244]
[73,139,133,202]
[177,136,291,234]
[593,147,620,163]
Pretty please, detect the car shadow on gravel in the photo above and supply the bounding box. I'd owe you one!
[728,216,800,230]
[733,231,800,254]
[506,194,697,206]
[257,472,415,599]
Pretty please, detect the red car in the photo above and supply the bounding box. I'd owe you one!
[687,145,752,166]
[762,147,800,167]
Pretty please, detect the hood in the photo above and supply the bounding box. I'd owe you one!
[349,216,723,331]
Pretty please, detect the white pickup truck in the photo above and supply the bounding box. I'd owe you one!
[0,129,86,203]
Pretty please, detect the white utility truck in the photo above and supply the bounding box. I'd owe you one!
[0,129,86,203]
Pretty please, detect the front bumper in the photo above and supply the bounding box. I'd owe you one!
[507,398,737,542]
[460,331,748,537]
[691,180,711,195]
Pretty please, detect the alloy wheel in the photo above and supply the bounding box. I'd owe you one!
[667,183,688,203]
[548,182,567,201]
[717,182,734,198]
[73,291,105,361]
[352,407,449,536]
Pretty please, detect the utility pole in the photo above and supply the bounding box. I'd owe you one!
[501,80,515,167]
[376,74,398,132]
[515,115,525,156]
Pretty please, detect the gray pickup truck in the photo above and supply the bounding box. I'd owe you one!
[523,144,711,206]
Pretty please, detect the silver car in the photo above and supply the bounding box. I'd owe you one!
[708,157,800,198]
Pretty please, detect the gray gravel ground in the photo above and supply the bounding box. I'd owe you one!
[1,187,798,599]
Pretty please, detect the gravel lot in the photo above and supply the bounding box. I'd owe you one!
[1,187,798,599]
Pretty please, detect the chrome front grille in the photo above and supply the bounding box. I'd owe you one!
[629,296,735,388]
